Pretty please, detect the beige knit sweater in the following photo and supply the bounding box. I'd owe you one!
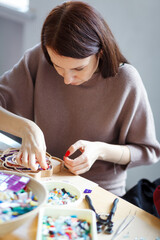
[0,44,160,196]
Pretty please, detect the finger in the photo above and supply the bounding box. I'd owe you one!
[64,153,86,167]
[74,167,90,175]
[65,140,85,156]
[64,161,89,175]
[16,151,23,165]
[16,151,28,167]
[36,151,48,169]
[20,151,29,167]
[79,146,85,153]
[28,153,39,171]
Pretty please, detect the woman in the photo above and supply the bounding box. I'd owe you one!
[0,1,160,196]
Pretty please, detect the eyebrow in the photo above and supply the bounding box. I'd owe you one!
[53,63,87,70]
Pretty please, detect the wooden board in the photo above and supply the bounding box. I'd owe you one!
[0,148,63,179]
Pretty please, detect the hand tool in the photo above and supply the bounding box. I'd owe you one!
[85,195,119,234]
[85,194,108,233]
[104,197,119,234]
[111,210,136,239]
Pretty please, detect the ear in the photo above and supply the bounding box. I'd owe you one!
[99,49,103,57]
[98,49,103,58]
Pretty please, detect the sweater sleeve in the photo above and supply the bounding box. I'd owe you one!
[119,65,160,168]
[0,44,41,120]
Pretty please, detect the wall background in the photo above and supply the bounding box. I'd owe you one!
[0,0,160,190]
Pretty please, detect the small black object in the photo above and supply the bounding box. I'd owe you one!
[96,221,103,233]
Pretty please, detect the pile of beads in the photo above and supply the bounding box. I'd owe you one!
[0,187,38,223]
[47,188,78,205]
[0,173,38,223]
[42,215,91,239]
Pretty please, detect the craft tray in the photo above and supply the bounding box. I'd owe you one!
[42,180,83,207]
[36,206,97,240]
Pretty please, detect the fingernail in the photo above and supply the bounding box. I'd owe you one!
[65,150,70,157]
[42,164,48,170]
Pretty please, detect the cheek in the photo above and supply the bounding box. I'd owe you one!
[81,69,94,80]
[54,67,64,77]
[77,70,92,80]
[75,72,84,79]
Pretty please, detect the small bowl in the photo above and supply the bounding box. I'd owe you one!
[0,170,47,237]
[42,180,83,207]
[36,206,98,240]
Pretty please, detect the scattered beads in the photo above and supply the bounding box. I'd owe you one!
[0,173,38,223]
[42,215,91,239]
[47,188,78,205]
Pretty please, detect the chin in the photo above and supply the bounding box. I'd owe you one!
[71,82,80,86]
[71,81,83,86]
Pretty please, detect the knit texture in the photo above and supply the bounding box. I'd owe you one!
[0,44,160,196]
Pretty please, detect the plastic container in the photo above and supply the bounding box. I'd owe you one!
[36,206,98,240]
[0,170,47,237]
[42,180,83,207]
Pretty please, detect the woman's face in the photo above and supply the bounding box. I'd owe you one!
[47,47,99,86]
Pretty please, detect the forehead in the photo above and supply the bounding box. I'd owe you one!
[47,47,92,68]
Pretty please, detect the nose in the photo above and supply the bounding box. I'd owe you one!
[63,71,74,85]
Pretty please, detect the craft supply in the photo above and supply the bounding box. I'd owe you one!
[85,194,108,233]
[36,207,97,240]
[0,148,63,179]
[42,215,91,239]
[0,170,47,237]
[0,172,30,192]
[104,197,119,234]
[0,173,38,223]
[43,181,83,208]
[47,187,78,205]
[84,189,92,193]
[111,210,136,240]
[0,148,52,171]
[85,195,119,234]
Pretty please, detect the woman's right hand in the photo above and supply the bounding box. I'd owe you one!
[0,107,47,171]
[16,120,48,171]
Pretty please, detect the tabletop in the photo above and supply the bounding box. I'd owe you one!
[0,169,160,240]
[0,135,160,240]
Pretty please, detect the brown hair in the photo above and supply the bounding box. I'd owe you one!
[41,1,128,78]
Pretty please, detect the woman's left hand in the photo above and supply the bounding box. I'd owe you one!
[63,140,100,175]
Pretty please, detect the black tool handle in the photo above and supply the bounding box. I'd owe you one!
[110,198,119,215]
[105,198,119,227]
[85,194,96,212]
[85,195,104,233]
[85,195,99,219]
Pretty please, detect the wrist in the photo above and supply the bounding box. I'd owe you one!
[18,118,35,138]
[94,142,110,160]
[95,141,130,165]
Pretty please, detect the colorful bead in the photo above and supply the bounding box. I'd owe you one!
[0,173,38,223]
[42,215,91,239]
[47,188,78,205]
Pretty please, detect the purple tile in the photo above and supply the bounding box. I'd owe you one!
[83,189,92,193]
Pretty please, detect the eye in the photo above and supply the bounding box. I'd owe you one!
[53,64,61,69]
[75,67,85,71]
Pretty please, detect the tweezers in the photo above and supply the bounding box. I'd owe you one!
[111,210,136,240]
